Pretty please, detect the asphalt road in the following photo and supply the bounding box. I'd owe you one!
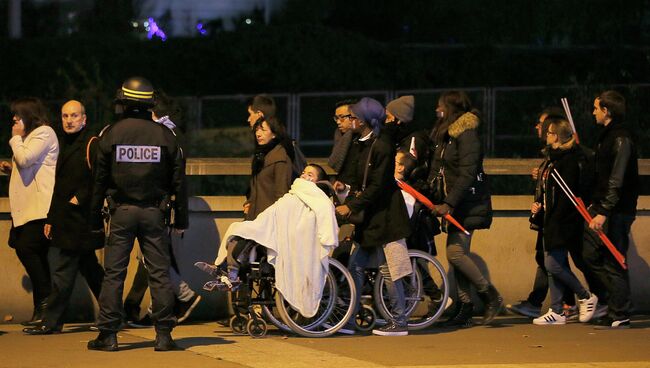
[1,315,649,368]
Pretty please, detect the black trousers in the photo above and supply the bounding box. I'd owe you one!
[583,211,635,320]
[124,235,182,320]
[12,219,51,308]
[43,247,104,328]
[96,205,175,333]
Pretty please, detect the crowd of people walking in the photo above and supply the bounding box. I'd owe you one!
[2,78,640,350]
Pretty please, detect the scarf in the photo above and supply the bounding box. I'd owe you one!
[252,138,279,176]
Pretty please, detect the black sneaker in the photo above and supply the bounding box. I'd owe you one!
[176,294,202,324]
[594,317,631,329]
[372,321,408,336]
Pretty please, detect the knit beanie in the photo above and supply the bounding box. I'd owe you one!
[350,97,385,133]
[386,95,415,123]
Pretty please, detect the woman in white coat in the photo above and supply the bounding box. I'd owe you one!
[1,98,59,325]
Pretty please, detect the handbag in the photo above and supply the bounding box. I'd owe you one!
[429,143,447,203]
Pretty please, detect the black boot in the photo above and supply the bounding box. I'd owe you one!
[478,284,503,325]
[21,300,47,327]
[23,324,62,335]
[87,332,118,352]
[154,332,179,351]
[441,302,474,327]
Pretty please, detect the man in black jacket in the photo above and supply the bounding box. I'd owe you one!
[583,90,638,328]
[23,100,105,335]
[88,77,188,351]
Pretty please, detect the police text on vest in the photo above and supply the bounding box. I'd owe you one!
[116,145,162,163]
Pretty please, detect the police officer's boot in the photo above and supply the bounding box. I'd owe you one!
[87,332,118,351]
[154,331,179,351]
[478,284,503,325]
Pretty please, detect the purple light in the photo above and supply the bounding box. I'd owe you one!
[146,17,167,41]
[196,22,207,36]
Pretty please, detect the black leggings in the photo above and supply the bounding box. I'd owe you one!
[11,219,51,307]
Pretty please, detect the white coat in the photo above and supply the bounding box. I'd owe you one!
[9,125,59,227]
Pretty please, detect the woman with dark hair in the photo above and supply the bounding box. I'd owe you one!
[427,91,501,327]
[1,98,59,325]
[246,116,293,220]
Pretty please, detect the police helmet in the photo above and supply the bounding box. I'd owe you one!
[115,77,155,106]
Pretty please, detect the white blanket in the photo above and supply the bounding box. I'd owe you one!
[215,179,339,317]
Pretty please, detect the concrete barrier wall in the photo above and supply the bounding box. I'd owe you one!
[1,195,649,323]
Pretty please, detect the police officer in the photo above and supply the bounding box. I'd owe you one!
[87,77,188,351]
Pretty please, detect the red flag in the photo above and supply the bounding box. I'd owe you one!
[396,179,470,235]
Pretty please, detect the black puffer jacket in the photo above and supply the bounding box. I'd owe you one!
[428,112,492,231]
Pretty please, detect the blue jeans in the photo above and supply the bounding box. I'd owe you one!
[544,249,589,314]
[349,245,407,325]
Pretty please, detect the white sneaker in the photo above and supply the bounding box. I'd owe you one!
[533,309,566,325]
[578,292,599,323]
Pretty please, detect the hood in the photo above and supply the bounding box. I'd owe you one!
[448,112,479,138]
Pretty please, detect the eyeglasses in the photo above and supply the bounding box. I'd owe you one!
[333,114,352,122]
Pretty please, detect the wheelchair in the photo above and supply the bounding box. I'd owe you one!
[199,247,358,338]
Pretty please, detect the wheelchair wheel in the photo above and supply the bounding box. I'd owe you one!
[374,250,449,330]
[275,258,357,337]
[246,318,268,338]
[229,315,248,335]
[355,304,376,332]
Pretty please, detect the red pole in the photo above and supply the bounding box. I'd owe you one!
[550,172,627,269]
[396,179,471,236]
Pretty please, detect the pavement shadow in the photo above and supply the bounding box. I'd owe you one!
[176,336,235,348]
[118,336,232,351]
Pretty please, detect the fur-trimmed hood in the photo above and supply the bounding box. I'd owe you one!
[448,112,479,138]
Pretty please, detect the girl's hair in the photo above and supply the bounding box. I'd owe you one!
[431,91,479,142]
[547,118,575,149]
[306,163,327,181]
[10,97,50,136]
[396,150,418,179]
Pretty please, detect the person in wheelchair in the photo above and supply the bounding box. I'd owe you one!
[197,164,339,318]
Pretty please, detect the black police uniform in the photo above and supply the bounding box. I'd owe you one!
[90,110,188,335]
